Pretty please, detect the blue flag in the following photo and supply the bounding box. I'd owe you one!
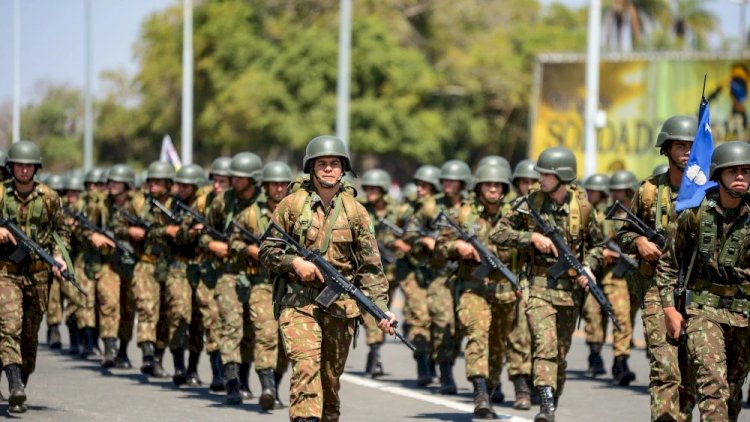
[675,101,717,212]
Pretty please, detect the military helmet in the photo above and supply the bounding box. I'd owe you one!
[6,140,42,167]
[47,174,66,191]
[709,141,750,180]
[656,115,697,148]
[401,182,417,201]
[209,157,232,178]
[609,170,639,192]
[583,173,610,193]
[302,135,353,174]
[229,152,263,180]
[174,164,207,186]
[85,168,107,185]
[440,160,472,184]
[261,161,293,183]
[107,164,136,188]
[360,168,392,192]
[474,163,511,190]
[476,155,512,175]
[534,147,577,183]
[651,163,669,176]
[413,165,441,191]
[146,161,176,181]
[65,173,84,192]
[512,159,540,181]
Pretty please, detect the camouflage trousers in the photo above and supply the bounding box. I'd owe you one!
[0,269,49,377]
[46,277,62,326]
[165,265,192,350]
[506,293,532,377]
[399,271,431,355]
[118,269,136,344]
[279,305,355,422]
[133,261,169,347]
[640,285,695,421]
[363,267,398,346]
[61,272,81,325]
[195,280,220,354]
[457,290,515,382]
[584,275,638,357]
[526,296,578,395]
[686,312,750,421]
[427,275,455,363]
[74,256,97,329]
[215,273,254,365]
[94,262,121,339]
[249,283,287,371]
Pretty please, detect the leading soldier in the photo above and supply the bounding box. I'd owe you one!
[259,135,396,422]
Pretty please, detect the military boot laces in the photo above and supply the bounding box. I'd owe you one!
[415,353,433,387]
[172,349,188,387]
[66,321,80,355]
[114,340,132,369]
[151,348,170,378]
[471,377,496,419]
[612,356,636,386]
[185,350,203,387]
[101,338,118,369]
[5,364,26,414]
[512,375,532,410]
[273,371,286,409]
[48,324,62,350]
[208,351,225,393]
[258,369,277,411]
[534,386,555,422]
[139,342,156,376]
[365,344,385,378]
[586,343,606,377]
[438,361,457,395]
[224,363,243,406]
[239,362,254,400]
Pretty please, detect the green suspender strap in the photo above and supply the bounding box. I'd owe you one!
[319,194,343,255]
[52,231,75,276]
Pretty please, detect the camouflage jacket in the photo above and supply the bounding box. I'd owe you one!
[404,193,466,268]
[655,188,750,326]
[199,188,256,272]
[169,194,201,261]
[259,181,389,318]
[231,197,273,275]
[70,190,108,253]
[363,195,403,261]
[113,192,171,260]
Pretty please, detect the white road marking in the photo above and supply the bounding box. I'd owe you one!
[341,373,534,422]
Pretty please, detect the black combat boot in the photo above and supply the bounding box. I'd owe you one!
[5,364,26,413]
[273,371,286,409]
[239,362,254,400]
[512,375,532,410]
[224,363,243,405]
[612,355,636,386]
[586,343,606,377]
[293,418,320,422]
[490,382,504,404]
[257,368,277,411]
[140,342,156,375]
[365,343,384,378]
[534,386,556,422]
[101,337,118,369]
[66,319,80,355]
[80,327,96,359]
[115,340,132,369]
[438,361,457,395]
[209,351,225,393]
[151,347,169,378]
[471,376,496,419]
[185,350,202,387]
[172,348,187,386]
[415,353,433,387]
[48,324,62,349]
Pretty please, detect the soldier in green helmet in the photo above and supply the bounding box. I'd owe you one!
[511,159,539,197]
[58,172,85,355]
[260,135,395,421]
[0,140,71,413]
[492,147,603,422]
[64,173,84,207]
[44,173,68,350]
[657,141,750,421]
[617,115,697,421]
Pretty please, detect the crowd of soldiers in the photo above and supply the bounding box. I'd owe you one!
[0,114,748,422]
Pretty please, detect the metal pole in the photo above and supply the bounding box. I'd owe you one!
[181,0,193,165]
[732,0,750,52]
[584,0,602,178]
[83,0,93,170]
[12,0,20,143]
[336,0,352,147]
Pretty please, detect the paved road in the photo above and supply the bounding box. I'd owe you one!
[5,302,750,421]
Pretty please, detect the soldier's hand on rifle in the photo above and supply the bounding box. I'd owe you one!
[378,311,397,335]
[420,236,436,251]
[208,241,229,258]
[393,239,411,254]
[189,223,204,236]
[165,225,180,238]
[292,257,324,287]
[576,266,595,292]
[0,227,17,245]
[531,233,558,257]
[246,244,260,261]
[52,254,67,279]
[90,232,116,249]
[455,240,480,262]
[603,248,620,265]
[128,227,146,242]
[664,306,686,342]
[636,236,661,262]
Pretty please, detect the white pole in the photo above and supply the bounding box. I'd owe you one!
[181,0,193,165]
[12,0,21,143]
[84,0,93,170]
[336,0,352,147]
[584,0,602,178]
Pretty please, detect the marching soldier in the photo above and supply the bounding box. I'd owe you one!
[45,174,67,350]
[61,173,84,355]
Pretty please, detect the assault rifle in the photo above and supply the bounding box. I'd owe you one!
[605,200,667,249]
[514,197,621,332]
[64,208,135,257]
[115,207,152,230]
[0,218,86,296]
[433,210,520,291]
[377,217,405,238]
[262,221,415,351]
[149,197,180,223]
[603,239,639,279]
[173,199,229,242]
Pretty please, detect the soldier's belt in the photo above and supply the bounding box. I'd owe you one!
[530,276,576,291]
[461,280,515,294]
[0,260,47,274]
[140,254,158,264]
[170,260,189,270]
[686,290,750,314]
[529,266,577,278]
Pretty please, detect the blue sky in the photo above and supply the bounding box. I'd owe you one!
[0,0,742,105]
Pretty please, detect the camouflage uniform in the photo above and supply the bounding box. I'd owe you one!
[617,172,696,420]
[656,187,750,421]
[259,179,389,421]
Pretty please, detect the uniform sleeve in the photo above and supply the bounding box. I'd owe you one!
[584,207,605,273]
[228,207,253,257]
[655,210,690,308]
[50,192,71,255]
[199,196,223,249]
[490,200,532,250]
[352,202,390,313]
[112,195,138,239]
[259,197,298,274]
[617,185,646,255]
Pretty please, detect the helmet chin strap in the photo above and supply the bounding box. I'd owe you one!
[720,180,744,198]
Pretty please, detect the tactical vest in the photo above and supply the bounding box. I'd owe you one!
[640,172,672,232]
[0,181,53,240]
[528,183,592,244]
